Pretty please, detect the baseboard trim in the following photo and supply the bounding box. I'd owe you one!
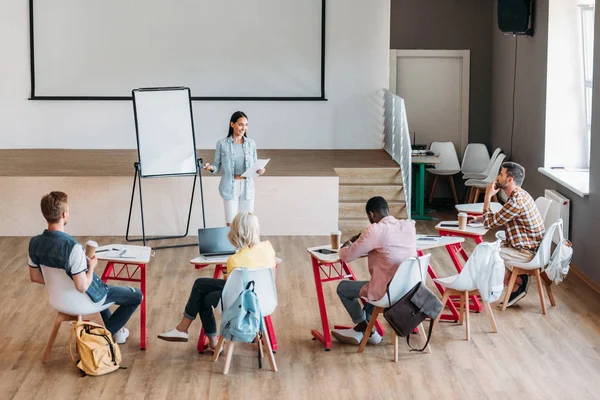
[569,264,600,295]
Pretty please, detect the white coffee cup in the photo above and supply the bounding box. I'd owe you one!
[330,230,342,250]
[85,240,98,258]
[457,212,468,230]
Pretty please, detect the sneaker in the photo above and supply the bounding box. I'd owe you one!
[331,328,364,345]
[367,331,383,345]
[506,275,530,307]
[113,327,129,344]
[157,328,189,342]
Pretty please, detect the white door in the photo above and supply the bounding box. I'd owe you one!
[390,50,470,157]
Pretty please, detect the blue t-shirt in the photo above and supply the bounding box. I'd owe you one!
[233,142,245,175]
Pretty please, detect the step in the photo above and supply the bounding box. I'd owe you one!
[339,185,405,202]
[335,167,402,185]
[339,202,407,219]
[339,218,372,235]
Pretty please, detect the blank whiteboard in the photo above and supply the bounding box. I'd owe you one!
[31,0,324,99]
[133,88,198,178]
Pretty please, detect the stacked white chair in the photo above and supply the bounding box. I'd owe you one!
[465,153,506,203]
[461,143,490,176]
[463,147,503,181]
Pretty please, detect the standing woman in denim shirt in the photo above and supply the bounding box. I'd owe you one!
[203,111,265,225]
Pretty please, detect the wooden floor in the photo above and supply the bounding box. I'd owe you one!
[2,214,600,399]
[0,149,397,177]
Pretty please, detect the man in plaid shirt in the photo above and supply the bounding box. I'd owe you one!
[470,162,545,307]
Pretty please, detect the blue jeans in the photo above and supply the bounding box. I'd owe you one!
[100,285,143,335]
[183,278,225,337]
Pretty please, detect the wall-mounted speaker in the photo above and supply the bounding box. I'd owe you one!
[498,0,535,36]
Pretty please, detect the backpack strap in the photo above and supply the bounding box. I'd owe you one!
[69,321,78,368]
[406,319,435,352]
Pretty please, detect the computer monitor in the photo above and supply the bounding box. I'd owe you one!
[197,227,237,257]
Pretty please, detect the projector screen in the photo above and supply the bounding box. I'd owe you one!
[30,0,325,100]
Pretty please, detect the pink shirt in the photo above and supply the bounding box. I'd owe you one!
[339,216,417,301]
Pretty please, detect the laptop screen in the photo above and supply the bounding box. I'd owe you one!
[197,227,237,256]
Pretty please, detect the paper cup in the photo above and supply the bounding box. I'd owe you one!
[330,231,341,250]
[85,240,98,258]
[457,212,468,230]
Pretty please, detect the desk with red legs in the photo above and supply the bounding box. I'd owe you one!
[97,245,152,350]
[308,236,477,350]
[190,256,282,353]
[307,245,385,351]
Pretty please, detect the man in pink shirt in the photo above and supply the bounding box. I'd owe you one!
[332,196,417,345]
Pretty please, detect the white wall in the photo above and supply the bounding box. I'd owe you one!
[0,0,390,150]
[0,176,339,236]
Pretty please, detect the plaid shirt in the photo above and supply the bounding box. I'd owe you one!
[483,187,545,251]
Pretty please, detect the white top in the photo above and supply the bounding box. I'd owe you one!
[190,255,282,265]
[435,221,489,236]
[96,245,152,264]
[455,202,503,215]
[307,235,465,263]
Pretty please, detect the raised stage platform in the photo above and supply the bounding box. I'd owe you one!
[0,150,399,237]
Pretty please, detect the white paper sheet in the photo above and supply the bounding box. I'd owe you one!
[241,158,270,179]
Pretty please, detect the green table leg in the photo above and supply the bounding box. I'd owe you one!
[411,164,434,220]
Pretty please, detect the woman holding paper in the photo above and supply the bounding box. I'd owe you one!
[203,111,265,225]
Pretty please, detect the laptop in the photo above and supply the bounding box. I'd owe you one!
[197,227,237,257]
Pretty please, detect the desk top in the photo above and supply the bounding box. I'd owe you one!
[412,156,440,165]
[455,202,502,215]
[307,235,465,263]
[435,221,488,236]
[96,245,152,264]
[190,255,283,265]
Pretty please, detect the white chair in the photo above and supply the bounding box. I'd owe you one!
[465,153,506,203]
[433,242,502,340]
[40,266,113,363]
[501,220,563,314]
[357,254,432,361]
[427,142,461,204]
[495,196,553,242]
[461,143,490,175]
[463,147,503,180]
[212,267,278,374]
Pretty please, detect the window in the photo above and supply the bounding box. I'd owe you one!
[542,0,594,197]
[581,4,595,163]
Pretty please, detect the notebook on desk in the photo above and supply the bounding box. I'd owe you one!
[198,227,237,257]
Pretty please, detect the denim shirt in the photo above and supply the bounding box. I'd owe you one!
[210,136,258,201]
[28,230,109,303]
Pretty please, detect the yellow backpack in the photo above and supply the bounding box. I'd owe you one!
[69,320,122,376]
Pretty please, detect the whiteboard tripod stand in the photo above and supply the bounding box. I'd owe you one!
[125,158,206,250]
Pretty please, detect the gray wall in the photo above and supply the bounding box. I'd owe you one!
[491,0,600,284]
[390,0,493,146]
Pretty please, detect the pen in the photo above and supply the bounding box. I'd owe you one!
[96,248,120,253]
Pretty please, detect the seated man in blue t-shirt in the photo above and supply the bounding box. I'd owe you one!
[28,191,142,344]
